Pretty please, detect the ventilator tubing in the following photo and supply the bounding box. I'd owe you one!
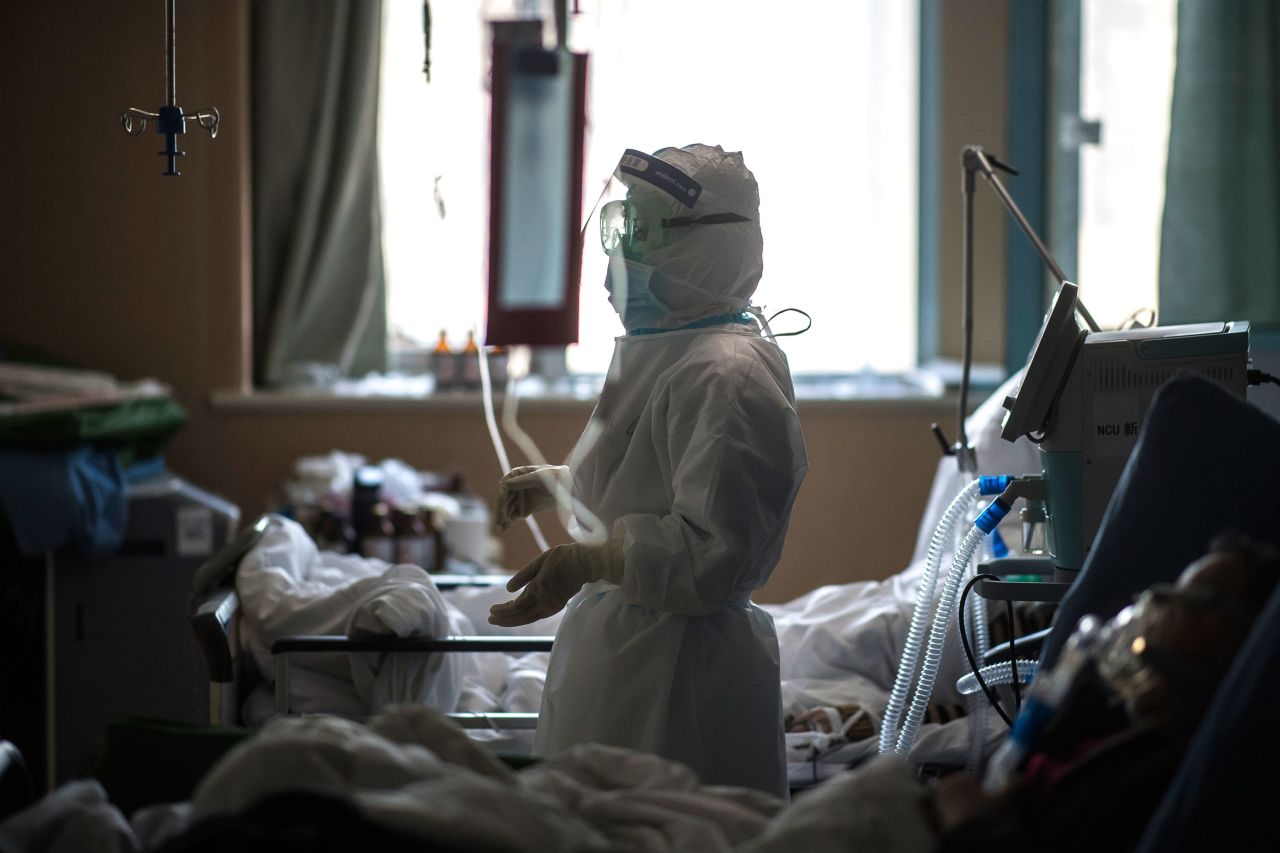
[895,522,988,755]
[879,479,982,754]
[956,660,1038,696]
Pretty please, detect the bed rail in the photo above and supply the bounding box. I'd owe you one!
[271,635,555,727]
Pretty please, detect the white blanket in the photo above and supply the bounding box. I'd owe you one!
[193,707,801,852]
[1,707,937,852]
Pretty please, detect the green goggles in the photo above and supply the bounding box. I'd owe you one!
[598,199,751,255]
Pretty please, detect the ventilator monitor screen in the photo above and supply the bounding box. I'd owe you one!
[1000,281,1089,441]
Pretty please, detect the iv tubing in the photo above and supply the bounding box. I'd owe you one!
[497,360,610,546]
[481,348,611,548]
[478,346,550,552]
[880,479,981,754]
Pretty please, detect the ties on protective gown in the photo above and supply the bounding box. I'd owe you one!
[535,323,808,798]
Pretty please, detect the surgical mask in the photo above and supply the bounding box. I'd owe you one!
[604,254,665,330]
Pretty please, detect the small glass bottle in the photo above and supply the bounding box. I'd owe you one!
[489,345,508,386]
[460,329,482,391]
[432,330,457,391]
[1021,502,1048,555]
[422,505,447,572]
[361,502,397,562]
[393,505,437,571]
[313,500,353,554]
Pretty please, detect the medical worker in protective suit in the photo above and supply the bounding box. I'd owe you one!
[489,144,808,798]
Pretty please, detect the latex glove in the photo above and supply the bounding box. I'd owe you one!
[488,540,625,627]
[492,465,571,533]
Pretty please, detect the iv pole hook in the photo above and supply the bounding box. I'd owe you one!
[121,0,220,176]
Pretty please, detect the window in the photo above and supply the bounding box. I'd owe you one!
[379,1,918,376]
[1059,0,1178,328]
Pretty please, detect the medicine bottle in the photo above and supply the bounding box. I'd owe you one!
[460,329,482,391]
[313,500,353,554]
[433,330,456,391]
[392,505,436,571]
[361,502,397,562]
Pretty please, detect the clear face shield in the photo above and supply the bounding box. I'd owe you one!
[582,149,751,330]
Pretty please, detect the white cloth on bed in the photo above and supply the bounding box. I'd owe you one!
[741,756,932,853]
[189,706,787,852]
[235,515,477,725]
[2,709,935,853]
[0,780,139,853]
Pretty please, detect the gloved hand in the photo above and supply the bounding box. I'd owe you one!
[492,465,571,533]
[488,539,625,627]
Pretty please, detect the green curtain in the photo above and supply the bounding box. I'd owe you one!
[252,0,387,387]
[1159,0,1280,325]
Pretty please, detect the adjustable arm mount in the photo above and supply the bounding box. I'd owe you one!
[950,145,1099,473]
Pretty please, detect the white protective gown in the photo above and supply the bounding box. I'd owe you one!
[534,322,808,797]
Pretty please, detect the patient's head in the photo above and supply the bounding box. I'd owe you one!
[1096,531,1280,728]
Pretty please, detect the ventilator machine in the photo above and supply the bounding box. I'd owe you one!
[883,145,1253,762]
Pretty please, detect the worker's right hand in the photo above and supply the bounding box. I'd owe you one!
[492,465,571,532]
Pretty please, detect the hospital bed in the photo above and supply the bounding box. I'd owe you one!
[189,515,553,730]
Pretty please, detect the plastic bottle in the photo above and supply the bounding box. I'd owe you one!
[432,330,457,391]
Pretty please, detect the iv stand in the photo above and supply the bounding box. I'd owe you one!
[935,144,1100,473]
[122,0,220,176]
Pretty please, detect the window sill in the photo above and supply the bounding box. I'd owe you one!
[208,387,599,413]
[210,372,955,414]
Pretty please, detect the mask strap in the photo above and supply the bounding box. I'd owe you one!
[747,305,778,342]
[767,308,813,338]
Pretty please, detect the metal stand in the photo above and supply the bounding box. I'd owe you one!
[121,0,220,175]
[935,145,1103,471]
[975,556,1070,603]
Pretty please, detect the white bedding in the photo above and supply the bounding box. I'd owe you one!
[0,707,935,853]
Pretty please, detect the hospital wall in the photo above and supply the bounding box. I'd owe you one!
[1,1,1000,603]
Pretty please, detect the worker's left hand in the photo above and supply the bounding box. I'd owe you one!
[488,540,624,627]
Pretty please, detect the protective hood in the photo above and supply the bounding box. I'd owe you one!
[602,144,764,330]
